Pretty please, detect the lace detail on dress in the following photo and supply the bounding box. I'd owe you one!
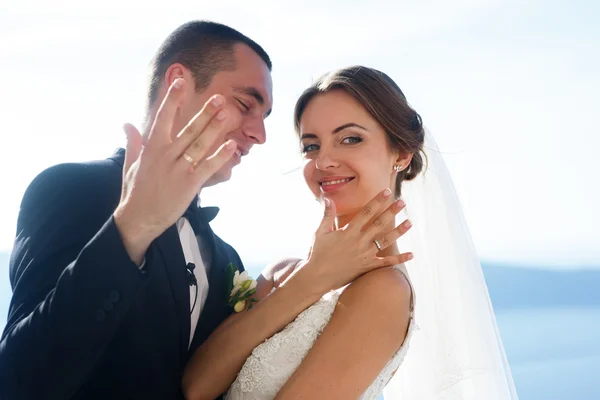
[226,266,415,400]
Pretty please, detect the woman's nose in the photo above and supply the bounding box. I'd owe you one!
[315,149,340,171]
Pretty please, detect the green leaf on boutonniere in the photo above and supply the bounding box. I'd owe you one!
[248,298,259,310]
[230,289,242,306]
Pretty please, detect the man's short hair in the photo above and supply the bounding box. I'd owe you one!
[147,20,272,107]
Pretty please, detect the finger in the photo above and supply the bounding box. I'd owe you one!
[374,252,414,269]
[123,123,143,175]
[315,197,336,236]
[347,188,393,232]
[172,94,226,157]
[179,104,242,169]
[363,199,406,239]
[178,107,232,166]
[147,78,185,147]
[192,139,237,183]
[373,218,413,252]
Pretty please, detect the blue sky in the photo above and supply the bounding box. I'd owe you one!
[0,0,598,267]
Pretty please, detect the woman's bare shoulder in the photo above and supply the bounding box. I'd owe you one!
[339,266,412,326]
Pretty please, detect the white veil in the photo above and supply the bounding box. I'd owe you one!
[385,132,518,399]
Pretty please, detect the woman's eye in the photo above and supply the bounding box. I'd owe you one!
[342,136,362,144]
[302,143,320,153]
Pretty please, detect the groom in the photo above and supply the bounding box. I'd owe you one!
[0,21,408,400]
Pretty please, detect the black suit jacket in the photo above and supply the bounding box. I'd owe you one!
[0,149,243,400]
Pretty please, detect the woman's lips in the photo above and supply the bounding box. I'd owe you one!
[319,177,355,193]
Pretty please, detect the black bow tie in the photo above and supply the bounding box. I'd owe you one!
[183,201,220,234]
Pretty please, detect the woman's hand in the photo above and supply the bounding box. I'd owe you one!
[293,189,413,294]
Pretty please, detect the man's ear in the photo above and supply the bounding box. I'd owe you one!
[164,63,186,88]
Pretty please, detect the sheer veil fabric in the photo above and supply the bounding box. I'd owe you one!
[384,132,518,399]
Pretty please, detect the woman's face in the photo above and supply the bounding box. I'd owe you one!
[300,90,401,218]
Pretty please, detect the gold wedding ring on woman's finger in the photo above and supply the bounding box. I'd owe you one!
[182,152,197,168]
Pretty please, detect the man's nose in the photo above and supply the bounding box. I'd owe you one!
[242,116,266,145]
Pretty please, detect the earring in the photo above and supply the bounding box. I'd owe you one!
[394,165,403,172]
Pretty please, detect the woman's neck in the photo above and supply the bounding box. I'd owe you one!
[335,214,400,258]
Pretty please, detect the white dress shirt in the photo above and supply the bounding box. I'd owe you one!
[176,217,210,346]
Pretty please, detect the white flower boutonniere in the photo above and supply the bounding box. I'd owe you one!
[226,263,258,312]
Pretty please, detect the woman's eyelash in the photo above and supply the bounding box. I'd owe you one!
[301,136,362,153]
[302,143,319,153]
[342,136,363,144]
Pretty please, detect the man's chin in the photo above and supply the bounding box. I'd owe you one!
[204,167,234,187]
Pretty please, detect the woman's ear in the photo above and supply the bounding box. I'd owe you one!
[394,152,413,171]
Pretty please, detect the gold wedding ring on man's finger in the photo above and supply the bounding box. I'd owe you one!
[182,152,197,168]
[373,239,383,251]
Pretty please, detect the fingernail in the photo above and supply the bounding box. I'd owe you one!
[173,78,184,89]
[396,199,406,209]
[407,253,414,260]
[383,188,392,197]
[324,198,331,208]
[216,110,228,121]
[225,140,236,150]
[211,95,224,107]
[404,219,412,228]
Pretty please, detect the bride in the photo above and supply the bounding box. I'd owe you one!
[183,66,517,399]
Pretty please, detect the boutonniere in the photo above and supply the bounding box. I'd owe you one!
[226,263,258,312]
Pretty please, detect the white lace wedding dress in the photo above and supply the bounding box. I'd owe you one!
[226,266,416,400]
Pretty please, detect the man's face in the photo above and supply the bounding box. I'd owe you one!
[173,43,273,187]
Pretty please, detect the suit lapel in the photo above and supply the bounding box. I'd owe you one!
[188,224,230,356]
[155,226,191,364]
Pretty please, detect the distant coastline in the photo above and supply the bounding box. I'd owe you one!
[1,251,599,329]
